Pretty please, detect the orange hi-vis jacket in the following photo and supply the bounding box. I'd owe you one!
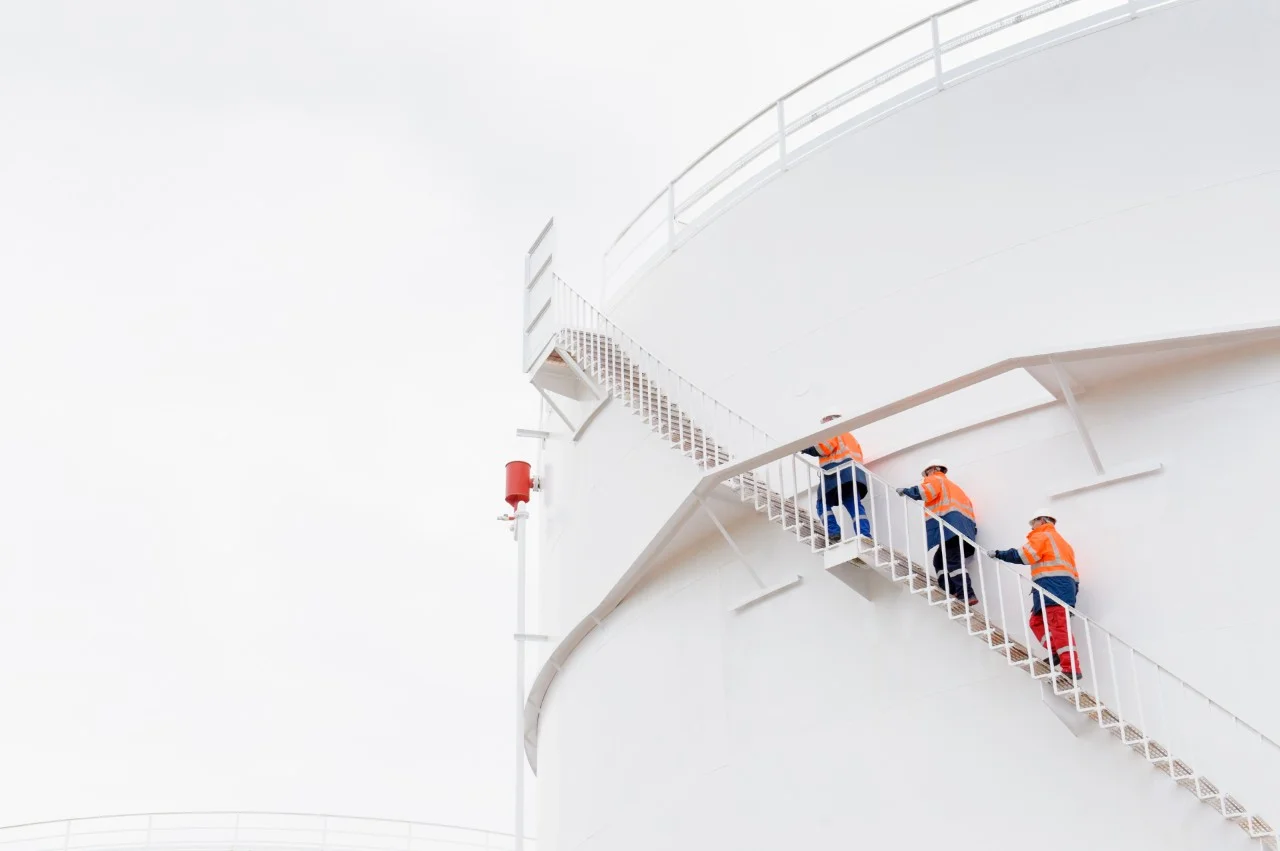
[1021,522,1079,581]
[815,432,864,470]
[919,472,976,523]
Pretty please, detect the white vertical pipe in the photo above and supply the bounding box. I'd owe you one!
[514,508,529,851]
[1051,357,1106,475]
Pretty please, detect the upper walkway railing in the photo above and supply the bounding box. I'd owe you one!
[0,813,531,851]
[602,0,1166,303]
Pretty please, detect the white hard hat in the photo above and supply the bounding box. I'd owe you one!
[922,459,948,475]
[1031,508,1057,524]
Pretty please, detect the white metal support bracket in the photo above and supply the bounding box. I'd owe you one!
[529,345,610,440]
[1050,357,1105,476]
[697,497,801,612]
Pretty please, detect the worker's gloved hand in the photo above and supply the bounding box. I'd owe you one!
[894,487,906,496]
[983,549,998,559]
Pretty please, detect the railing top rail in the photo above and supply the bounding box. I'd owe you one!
[600,0,1188,298]
[606,0,998,253]
[0,813,520,841]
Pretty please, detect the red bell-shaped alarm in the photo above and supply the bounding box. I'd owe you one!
[505,460,532,510]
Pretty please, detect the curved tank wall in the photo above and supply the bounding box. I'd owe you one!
[529,1,1280,848]
[533,339,1280,850]
[606,0,1280,442]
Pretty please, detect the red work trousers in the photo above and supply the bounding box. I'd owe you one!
[1029,605,1081,675]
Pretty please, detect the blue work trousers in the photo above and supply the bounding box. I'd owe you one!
[932,537,978,603]
[816,480,870,538]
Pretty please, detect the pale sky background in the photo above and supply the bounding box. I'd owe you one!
[0,0,938,835]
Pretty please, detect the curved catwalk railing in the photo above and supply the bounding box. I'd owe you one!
[602,0,1181,301]
[547,274,1280,847]
[0,814,531,851]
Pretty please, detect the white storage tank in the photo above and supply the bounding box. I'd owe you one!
[517,0,1280,848]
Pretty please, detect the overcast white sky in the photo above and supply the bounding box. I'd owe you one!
[0,0,938,834]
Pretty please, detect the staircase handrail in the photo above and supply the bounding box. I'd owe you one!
[550,274,777,461]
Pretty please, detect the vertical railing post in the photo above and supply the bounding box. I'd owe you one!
[61,820,72,851]
[776,100,788,170]
[1128,0,1139,19]
[930,15,944,90]
[666,184,676,252]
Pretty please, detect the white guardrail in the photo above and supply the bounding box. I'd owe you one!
[602,0,1164,302]
[0,814,531,851]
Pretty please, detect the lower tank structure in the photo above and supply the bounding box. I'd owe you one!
[518,0,1280,848]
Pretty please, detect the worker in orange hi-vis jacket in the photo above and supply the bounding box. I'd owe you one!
[896,460,981,606]
[987,509,1083,680]
[800,413,870,545]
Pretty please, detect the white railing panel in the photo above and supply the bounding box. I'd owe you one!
[672,108,778,223]
[781,19,934,130]
[602,202,669,290]
[784,62,936,159]
[600,0,1183,305]
[941,0,1128,72]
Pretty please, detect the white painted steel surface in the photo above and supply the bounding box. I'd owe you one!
[602,0,1177,302]
[524,0,1280,848]
[531,278,1280,846]
[0,814,531,851]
